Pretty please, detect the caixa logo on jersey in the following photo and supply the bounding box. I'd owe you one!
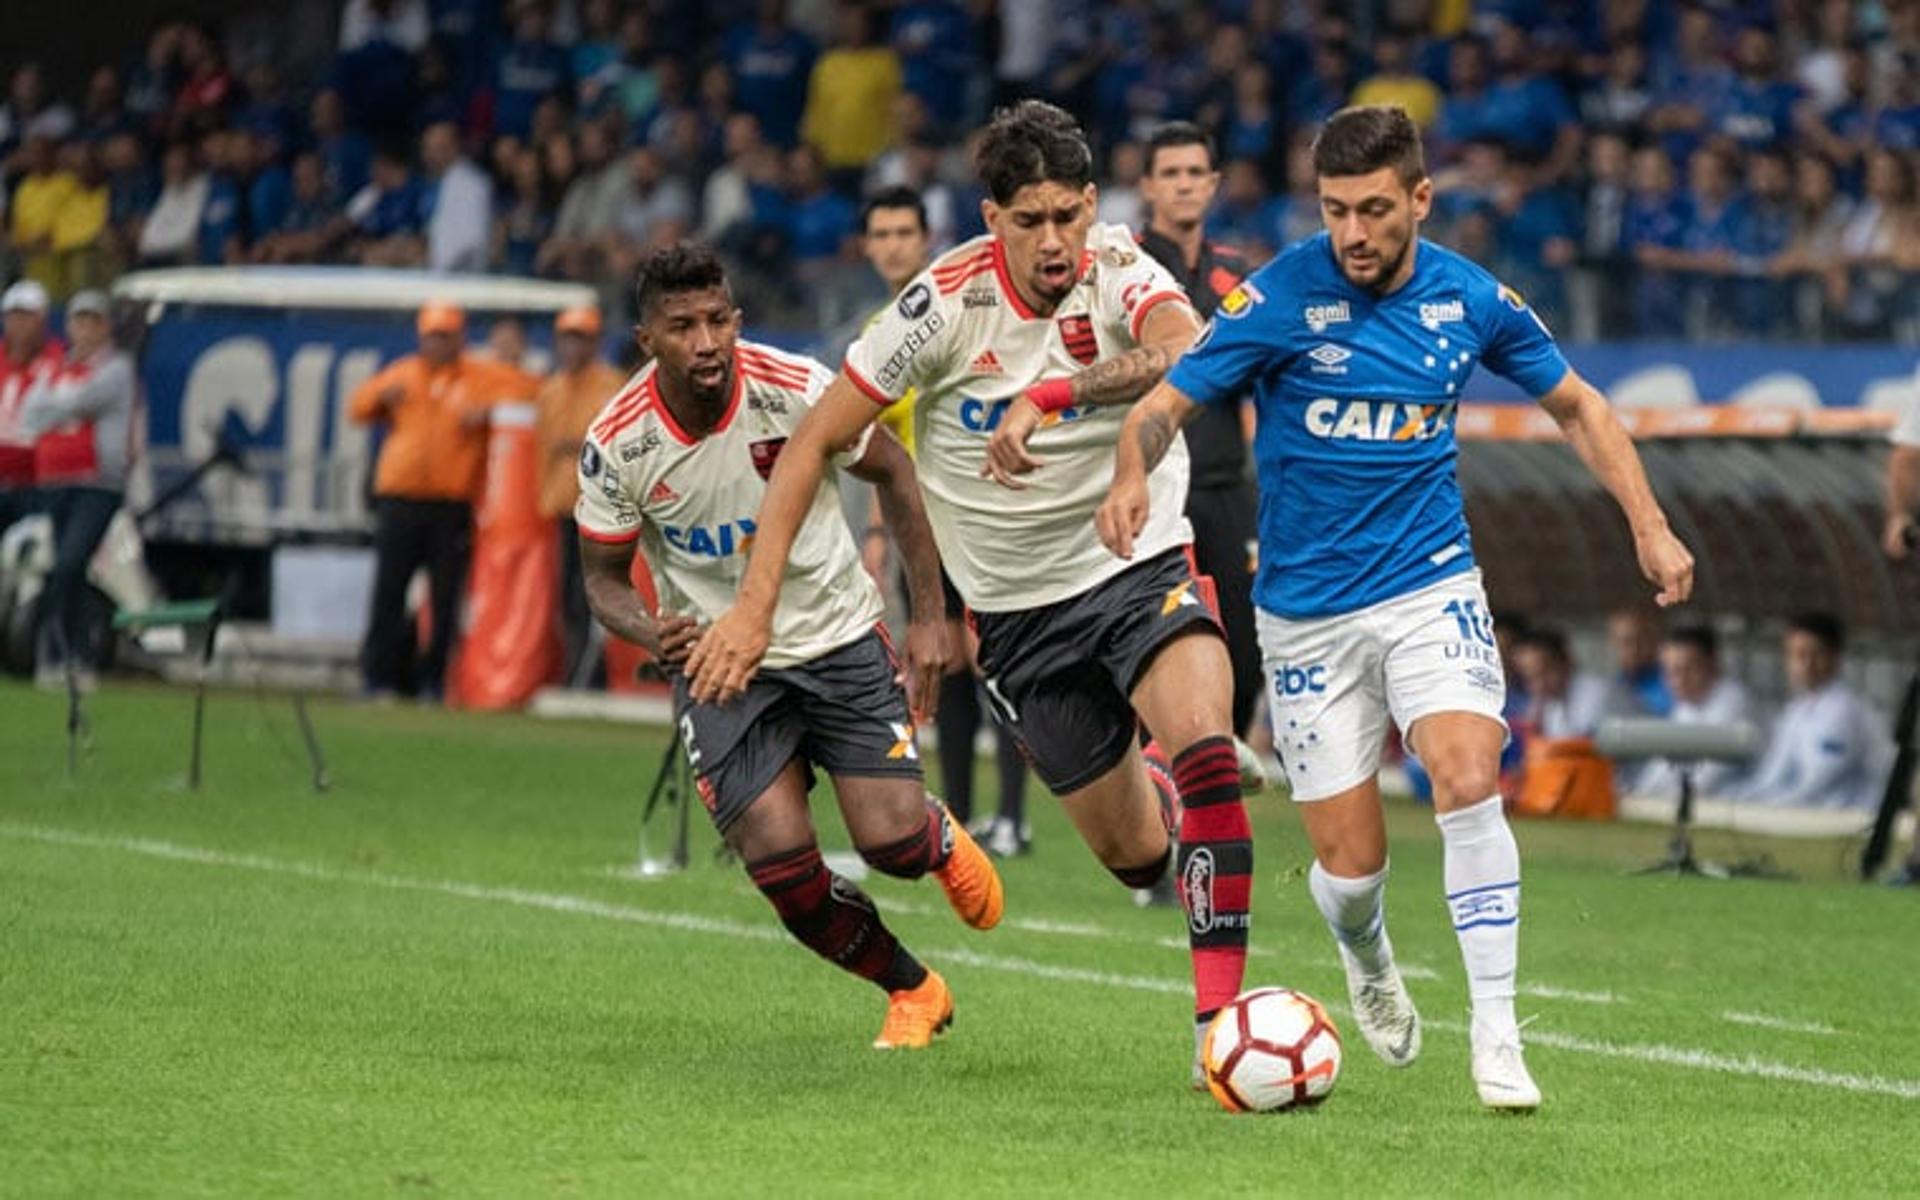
[1304,398,1456,442]
[1273,663,1328,697]
[958,395,1091,433]
[662,518,756,557]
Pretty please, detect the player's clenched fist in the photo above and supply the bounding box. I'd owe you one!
[1635,525,1695,608]
[1096,471,1151,561]
[981,394,1049,488]
[686,605,771,704]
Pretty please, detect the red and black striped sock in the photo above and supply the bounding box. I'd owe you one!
[859,801,953,880]
[748,844,927,993]
[1172,735,1253,1023]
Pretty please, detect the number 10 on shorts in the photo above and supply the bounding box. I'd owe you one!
[1443,599,1494,646]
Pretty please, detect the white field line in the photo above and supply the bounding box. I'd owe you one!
[1523,984,1620,1005]
[5,822,1911,1101]
[1720,1011,1839,1036]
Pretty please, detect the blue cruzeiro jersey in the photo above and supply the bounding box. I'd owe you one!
[1166,233,1570,620]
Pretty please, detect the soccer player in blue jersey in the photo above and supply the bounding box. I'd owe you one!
[1098,106,1696,1111]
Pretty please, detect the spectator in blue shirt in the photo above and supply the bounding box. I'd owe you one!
[308,88,371,206]
[490,0,570,141]
[197,129,246,264]
[241,127,293,244]
[347,142,428,264]
[782,144,856,266]
[1578,130,1637,337]
[1728,147,1796,334]
[1674,144,1743,333]
[1497,178,1579,329]
[1797,41,1876,194]
[570,0,623,102]
[1624,144,1688,335]
[1431,37,1494,166]
[1712,25,1801,149]
[724,0,816,148]
[252,152,346,264]
[330,29,419,139]
[1285,38,1352,132]
[891,0,976,134]
[1481,20,1581,180]
[1648,4,1731,163]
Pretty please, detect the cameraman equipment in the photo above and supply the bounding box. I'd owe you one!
[1595,717,1783,879]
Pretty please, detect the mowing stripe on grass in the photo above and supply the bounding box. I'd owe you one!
[1720,1011,1838,1036]
[5,821,1915,1101]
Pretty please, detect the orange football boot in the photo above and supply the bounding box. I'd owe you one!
[933,806,1004,930]
[873,969,955,1050]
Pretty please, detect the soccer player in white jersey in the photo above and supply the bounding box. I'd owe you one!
[575,243,1004,1051]
[1099,106,1696,1110]
[690,101,1257,1086]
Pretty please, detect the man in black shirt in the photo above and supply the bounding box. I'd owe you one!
[1135,122,1263,741]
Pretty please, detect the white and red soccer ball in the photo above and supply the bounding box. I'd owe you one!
[1200,987,1343,1113]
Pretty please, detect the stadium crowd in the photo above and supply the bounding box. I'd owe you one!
[1,0,1918,342]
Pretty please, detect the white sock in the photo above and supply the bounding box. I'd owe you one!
[1308,859,1395,978]
[1436,796,1520,1036]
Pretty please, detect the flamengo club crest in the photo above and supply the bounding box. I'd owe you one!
[748,438,787,480]
[1058,314,1097,365]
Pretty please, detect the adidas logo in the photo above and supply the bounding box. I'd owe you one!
[969,349,1004,375]
[647,481,679,505]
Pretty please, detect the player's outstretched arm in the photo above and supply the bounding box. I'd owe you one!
[1537,370,1696,607]
[1096,380,1200,560]
[847,426,951,718]
[983,301,1202,488]
[686,374,880,704]
[579,536,702,667]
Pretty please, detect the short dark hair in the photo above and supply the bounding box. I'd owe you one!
[1145,121,1214,175]
[975,99,1094,205]
[862,185,927,235]
[633,240,730,320]
[1518,628,1571,666]
[1664,625,1719,659]
[1787,612,1845,653]
[1311,105,1427,189]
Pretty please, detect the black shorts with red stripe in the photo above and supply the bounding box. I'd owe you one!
[971,547,1224,795]
[672,628,922,833]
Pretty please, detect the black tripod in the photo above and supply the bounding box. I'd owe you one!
[1633,765,1790,880]
[632,722,694,875]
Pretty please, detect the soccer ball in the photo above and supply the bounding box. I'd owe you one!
[1200,987,1342,1113]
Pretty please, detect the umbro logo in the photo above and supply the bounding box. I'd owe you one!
[1307,343,1351,374]
[647,481,679,505]
[969,349,1004,375]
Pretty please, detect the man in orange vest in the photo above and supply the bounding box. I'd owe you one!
[534,304,624,680]
[349,301,515,701]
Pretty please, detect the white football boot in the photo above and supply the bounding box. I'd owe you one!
[1470,1015,1542,1111]
[1341,948,1422,1068]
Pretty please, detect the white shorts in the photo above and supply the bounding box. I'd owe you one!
[1257,570,1508,802]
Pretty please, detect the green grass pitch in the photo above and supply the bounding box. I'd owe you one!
[2,680,1916,1197]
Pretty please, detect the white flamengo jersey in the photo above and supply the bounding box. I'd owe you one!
[575,341,881,669]
[843,223,1197,612]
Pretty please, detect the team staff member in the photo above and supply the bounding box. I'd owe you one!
[534,305,624,680]
[349,301,515,701]
[0,280,64,528]
[1135,123,1264,743]
[20,289,132,686]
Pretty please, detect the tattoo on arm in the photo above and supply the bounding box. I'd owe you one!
[1135,409,1178,472]
[1068,346,1175,408]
